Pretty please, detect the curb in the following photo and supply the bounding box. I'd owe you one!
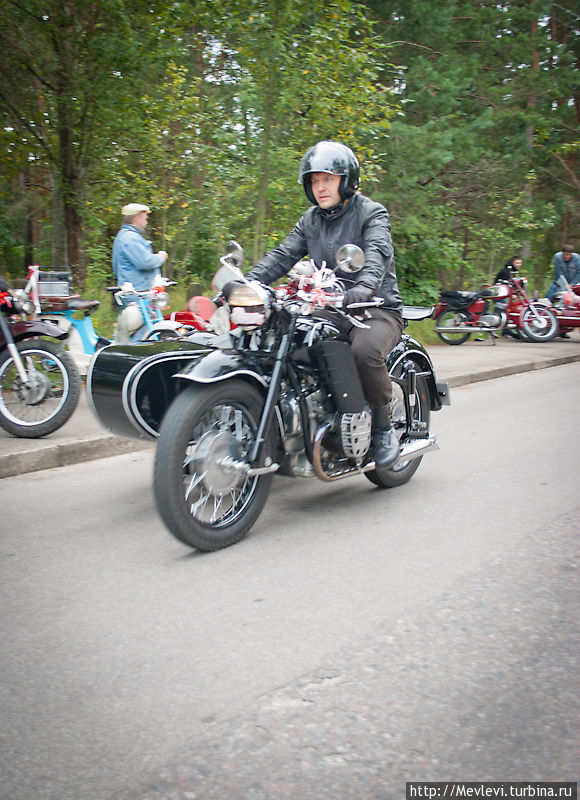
[441,352,580,388]
[0,436,152,480]
[1,350,579,480]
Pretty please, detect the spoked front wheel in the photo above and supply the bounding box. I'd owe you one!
[0,338,81,438]
[520,305,559,342]
[154,380,272,552]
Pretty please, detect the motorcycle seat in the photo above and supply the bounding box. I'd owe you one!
[440,289,482,308]
[66,298,101,313]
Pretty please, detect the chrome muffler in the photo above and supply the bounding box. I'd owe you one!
[311,423,439,482]
[434,325,497,333]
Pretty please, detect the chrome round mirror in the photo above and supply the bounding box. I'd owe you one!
[336,244,365,273]
[226,240,244,267]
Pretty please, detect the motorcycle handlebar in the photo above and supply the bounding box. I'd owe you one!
[344,297,383,309]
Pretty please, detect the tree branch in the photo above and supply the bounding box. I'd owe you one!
[551,151,580,189]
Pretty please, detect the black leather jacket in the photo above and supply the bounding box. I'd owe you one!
[246,193,403,317]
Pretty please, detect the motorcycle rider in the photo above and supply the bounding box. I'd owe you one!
[231,140,404,469]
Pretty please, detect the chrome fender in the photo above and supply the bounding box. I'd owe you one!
[174,348,285,445]
[174,347,269,389]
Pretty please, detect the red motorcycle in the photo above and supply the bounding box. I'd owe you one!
[433,276,559,345]
[164,293,220,331]
[538,277,580,335]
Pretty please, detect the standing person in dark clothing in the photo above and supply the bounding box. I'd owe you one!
[495,256,523,283]
[234,140,404,469]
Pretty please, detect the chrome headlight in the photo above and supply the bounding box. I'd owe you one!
[228,282,270,330]
[153,291,169,309]
[12,289,35,317]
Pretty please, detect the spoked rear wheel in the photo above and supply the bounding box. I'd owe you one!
[436,310,471,345]
[365,374,430,489]
[154,380,272,552]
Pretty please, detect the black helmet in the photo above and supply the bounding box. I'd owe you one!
[298,140,360,205]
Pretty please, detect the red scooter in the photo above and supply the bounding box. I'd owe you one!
[433,276,559,345]
[0,278,81,437]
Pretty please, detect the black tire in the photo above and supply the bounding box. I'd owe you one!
[365,374,431,489]
[154,380,272,552]
[520,305,559,342]
[0,338,81,438]
[435,310,471,345]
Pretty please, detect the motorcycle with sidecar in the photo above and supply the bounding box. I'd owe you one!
[87,243,450,552]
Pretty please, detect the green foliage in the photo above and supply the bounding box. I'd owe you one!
[0,0,578,300]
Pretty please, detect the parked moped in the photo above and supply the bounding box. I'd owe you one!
[25,265,192,373]
[0,277,81,438]
[111,278,193,344]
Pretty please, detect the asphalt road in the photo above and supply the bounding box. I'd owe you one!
[1,363,579,800]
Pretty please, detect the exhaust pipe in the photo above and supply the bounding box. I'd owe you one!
[434,325,496,333]
[398,436,439,461]
[311,424,439,482]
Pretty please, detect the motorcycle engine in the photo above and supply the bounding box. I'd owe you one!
[339,410,373,458]
[278,383,372,474]
[322,408,372,459]
[479,313,501,328]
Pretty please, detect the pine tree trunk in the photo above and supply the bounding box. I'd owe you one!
[50,171,68,267]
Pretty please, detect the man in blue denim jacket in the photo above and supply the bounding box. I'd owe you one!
[546,244,580,299]
[112,203,168,291]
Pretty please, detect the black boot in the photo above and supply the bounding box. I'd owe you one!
[371,405,400,470]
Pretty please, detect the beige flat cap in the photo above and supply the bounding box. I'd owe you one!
[122,203,151,216]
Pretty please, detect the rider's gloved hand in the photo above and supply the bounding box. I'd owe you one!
[221,280,246,301]
[345,283,374,308]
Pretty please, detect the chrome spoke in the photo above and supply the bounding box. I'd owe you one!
[184,469,207,500]
[210,494,227,524]
[180,400,258,527]
[190,490,210,517]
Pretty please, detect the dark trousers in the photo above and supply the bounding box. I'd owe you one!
[317,308,404,406]
[349,308,403,406]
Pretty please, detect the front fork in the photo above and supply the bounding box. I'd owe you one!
[0,313,30,384]
[248,311,296,469]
